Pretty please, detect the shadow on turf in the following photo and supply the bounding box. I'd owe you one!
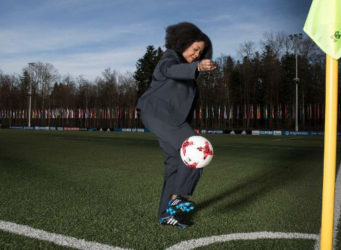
[195,149,321,214]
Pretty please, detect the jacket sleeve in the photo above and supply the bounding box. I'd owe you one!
[154,56,199,81]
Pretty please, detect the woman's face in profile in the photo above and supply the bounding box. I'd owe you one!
[182,41,205,63]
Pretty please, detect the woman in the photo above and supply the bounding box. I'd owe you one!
[137,22,216,228]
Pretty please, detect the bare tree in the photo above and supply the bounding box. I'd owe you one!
[51,75,77,108]
[76,76,93,109]
[101,68,119,108]
[25,62,60,109]
[261,32,287,58]
[238,41,255,59]
[118,72,137,107]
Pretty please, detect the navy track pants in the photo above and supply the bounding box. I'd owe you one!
[140,113,203,218]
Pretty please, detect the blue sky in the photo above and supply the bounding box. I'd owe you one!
[0,0,312,80]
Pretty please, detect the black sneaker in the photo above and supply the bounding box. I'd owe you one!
[166,195,195,216]
[160,215,188,229]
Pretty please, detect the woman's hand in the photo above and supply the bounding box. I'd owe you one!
[198,59,216,71]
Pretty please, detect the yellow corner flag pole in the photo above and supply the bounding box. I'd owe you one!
[320,55,338,249]
[303,0,340,249]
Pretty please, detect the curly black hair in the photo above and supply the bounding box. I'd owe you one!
[165,22,212,60]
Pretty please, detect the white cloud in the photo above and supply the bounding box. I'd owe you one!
[0,21,152,55]
[0,19,158,80]
[51,48,145,79]
[195,14,233,24]
[0,0,310,79]
[0,47,145,80]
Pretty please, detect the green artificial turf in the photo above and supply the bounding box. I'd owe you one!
[0,129,336,249]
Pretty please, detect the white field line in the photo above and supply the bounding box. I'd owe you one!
[165,231,319,250]
[2,165,337,250]
[0,222,321,250]
[167,164,341,250]
[314,162,341,250]
[0,220,131,250]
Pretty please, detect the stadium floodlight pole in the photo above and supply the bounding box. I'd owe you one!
[28,81,32,127]
[28,62,35,128]
[289,33,303,132]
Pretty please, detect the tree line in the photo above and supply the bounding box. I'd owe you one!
[1,32,339,131]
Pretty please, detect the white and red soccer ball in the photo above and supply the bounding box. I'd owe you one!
[180,135,214,169]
